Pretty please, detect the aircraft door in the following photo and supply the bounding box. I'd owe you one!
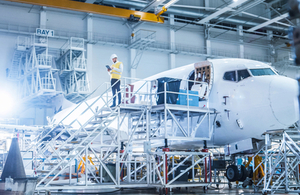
[192,61,213,100]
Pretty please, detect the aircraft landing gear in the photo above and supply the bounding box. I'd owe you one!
[203,186,208,193]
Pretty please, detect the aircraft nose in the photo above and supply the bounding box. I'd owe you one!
[269,76,299,126]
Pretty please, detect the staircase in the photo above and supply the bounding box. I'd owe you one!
[56,37,90,103]
[21,78,123,187]
[262,129,300,194]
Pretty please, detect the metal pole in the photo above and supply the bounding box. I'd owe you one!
[187,80,190,136]
[164,82,167,138]
[117,107,121,186]
[264,134,269,191]
[284,134,288,193]
[192,154,195,182]
[85,147,88,186]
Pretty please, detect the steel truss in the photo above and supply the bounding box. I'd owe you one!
[250,130,300,194]
[22,77,216,193]
[56,37,90,103]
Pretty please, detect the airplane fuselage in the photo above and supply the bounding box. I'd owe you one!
[52,59,299,150]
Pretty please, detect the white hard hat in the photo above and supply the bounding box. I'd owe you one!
[110,54,118,60]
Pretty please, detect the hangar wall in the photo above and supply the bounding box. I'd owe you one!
[0,2,294,125]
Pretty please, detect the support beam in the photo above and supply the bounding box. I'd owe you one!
[267,30,275,63]
[169,14,176,69]
[248,13,288,32]
[238,25,244,58]
[5,0,164,23]
[39,6,46,29]
[205,26,211,57]
[87,14,93,89]
[204,0,209,11]
[198,0,249,24]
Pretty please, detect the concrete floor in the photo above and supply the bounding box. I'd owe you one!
[34,186,268,195]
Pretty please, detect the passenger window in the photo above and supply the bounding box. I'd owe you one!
[237,69,250,82]
[223,71,236,82]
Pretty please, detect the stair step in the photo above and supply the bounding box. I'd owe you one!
[52,155,68,159]
[36,170,55,174]
[60,146,85,151]
[96,112,118,118]
[84,126,105,131]
[87,120,107,125]
[77,132,102,138]
[44,163,59,166]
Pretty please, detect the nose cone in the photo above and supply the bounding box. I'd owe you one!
[269,76,299,126]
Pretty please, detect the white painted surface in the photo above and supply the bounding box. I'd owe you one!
[52,59,299,149]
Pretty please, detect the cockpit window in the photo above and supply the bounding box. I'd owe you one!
[223,71,236,82]
[237,69,250,81]
[250,68,276,76]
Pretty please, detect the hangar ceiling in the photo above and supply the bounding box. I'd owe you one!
[71,0,292,37]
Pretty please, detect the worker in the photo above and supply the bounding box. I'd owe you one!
[107,54,123,107]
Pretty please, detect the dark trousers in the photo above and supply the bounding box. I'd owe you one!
[111,79,121,106]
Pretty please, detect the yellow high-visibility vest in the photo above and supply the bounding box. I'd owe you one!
[111,61,122,80]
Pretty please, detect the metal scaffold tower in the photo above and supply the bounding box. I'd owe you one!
[250,129,300,194]
[56,37,90,103]
[9,35,60,104]
[22,77,216,193]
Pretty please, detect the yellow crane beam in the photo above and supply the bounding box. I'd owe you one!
[5,0,164,23]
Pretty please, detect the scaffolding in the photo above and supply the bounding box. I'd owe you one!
[249,129,300,194]
[8,35,60,104]
[56,37,90,103]
[21,77,216,193]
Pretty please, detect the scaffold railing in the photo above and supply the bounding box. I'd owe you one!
[21,76,215,193]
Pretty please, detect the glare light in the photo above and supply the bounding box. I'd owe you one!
[0,90,15,116]
[233,0,238,2]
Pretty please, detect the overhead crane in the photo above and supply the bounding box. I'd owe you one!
[4,0,165,23]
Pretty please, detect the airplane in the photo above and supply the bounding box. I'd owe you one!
[50,58,299,183]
